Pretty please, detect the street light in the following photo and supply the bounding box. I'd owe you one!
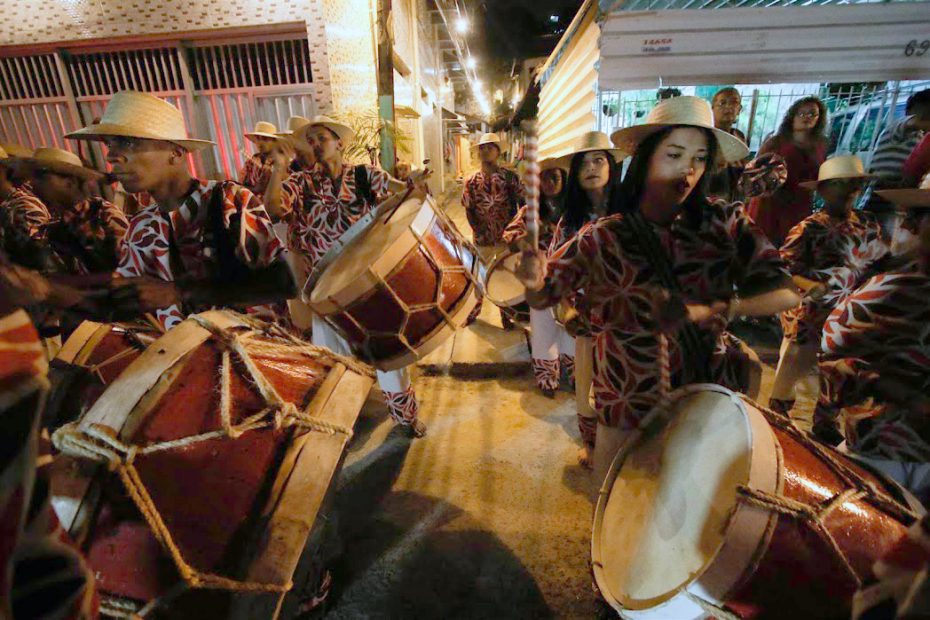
[465,56,476,70]
[455,16,469,34]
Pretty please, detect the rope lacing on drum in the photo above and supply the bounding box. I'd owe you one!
[53,313,368,599]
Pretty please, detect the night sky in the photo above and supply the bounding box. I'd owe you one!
[473,0,585,62]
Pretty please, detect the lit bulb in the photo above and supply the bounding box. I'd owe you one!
[465,57,476,70]
[455,16,469,34]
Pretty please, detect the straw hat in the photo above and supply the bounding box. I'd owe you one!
[876,174,930,209]
[1,143,32,159]
[304,115,355,144]
[15,147,103,182]
[799,155,874,190]
[478,132,502,147]
[610,95,749,164]
[558,131,624,167]
[540,157,569,172]
[65,90,213,152]
[244,121,280,143]
[276,116,311,137]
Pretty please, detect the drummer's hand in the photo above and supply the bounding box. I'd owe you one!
[515,242,546,291]
[408,168,432,193]
[109,277,181,313]
[271,142,295,169]
[685,301,728,328]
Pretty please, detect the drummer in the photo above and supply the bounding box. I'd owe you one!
[463,132,525,329]
[0,255,97,617]
[264,115,428,437]
[769,155,888,428]
[816,178,930,502]
[238,121,281,196]
[277,115,317,175]
[517,96,800,479]
[65,90,294,330]
[502,157,569,397]
[3,147,128,276]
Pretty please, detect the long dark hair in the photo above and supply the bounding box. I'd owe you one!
[608,125,719,225]
[540,167,567,223]
[562,150,619,232]
[775,96,828,144]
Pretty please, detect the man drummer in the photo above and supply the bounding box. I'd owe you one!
[278,115,317,175]
[816,178,930,502]
[264,115,428,437]
[65,90,293,330]
[462,133,525,328]
[2,147,128,276]
[238,121,281,196]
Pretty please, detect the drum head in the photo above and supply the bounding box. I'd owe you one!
[595,387,753,610]
[485,251,525,307]
[310,196,426,305]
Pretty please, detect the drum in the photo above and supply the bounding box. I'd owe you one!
[305,195,481,371]
[592,384,919,620]
[483,249,530,326]
[46,321,161,429]
[50,310,375,618]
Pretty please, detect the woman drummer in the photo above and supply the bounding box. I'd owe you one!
[502,157,569,397]
[517,96,800,479]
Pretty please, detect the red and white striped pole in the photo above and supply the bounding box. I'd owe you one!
[521,119,540,249]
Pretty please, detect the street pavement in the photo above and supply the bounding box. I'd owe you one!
[321,185,817,618]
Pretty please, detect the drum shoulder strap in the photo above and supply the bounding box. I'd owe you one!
[206,180,250,283]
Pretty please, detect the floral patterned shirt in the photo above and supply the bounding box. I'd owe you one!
[539,200,790,428]
[501,203,558,251]
[818,270,930,462]
[780,210,888,344]
[462,167,525,246]
[1,188,127,274]
[284,164,390,277]
[238,152,275,197]
[116,179,284,330]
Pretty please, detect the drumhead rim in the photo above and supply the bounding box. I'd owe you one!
[591,383,776,615]
[483,249,527,308]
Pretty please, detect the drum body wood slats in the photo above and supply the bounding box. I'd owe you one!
[50,311,374,618]
[308,196,480,370]
[593,384,917,620]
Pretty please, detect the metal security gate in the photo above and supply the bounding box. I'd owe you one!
[0,29,317,179]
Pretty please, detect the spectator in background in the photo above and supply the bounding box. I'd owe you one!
[748,96,828,247]
[708,87,749,203]
[238,121,281,197]
[866,89,930,239]
[903,132,930,188]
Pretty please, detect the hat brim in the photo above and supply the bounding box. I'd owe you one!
[304,121,355,145]
[477,139,501,147]
[798,173,876,191]
[540,157,569,172]
[875,188,930,209]
[244,132,281,143]
[65,123,214,152]
[610,123,749,165]
[14,157,103,182]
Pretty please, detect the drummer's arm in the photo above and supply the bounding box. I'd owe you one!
[726,287,800,319]
[263,149,295,222]
[179,261,296,309]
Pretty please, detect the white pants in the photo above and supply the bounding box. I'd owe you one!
[311,314,410,393]
[528,307,574,361]
[840,442,930,505]
[770,337,819,401]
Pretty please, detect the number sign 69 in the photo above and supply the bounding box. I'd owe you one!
[905,40,930,57]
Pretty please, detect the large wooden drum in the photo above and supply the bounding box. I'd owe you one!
[50,311,375,618]
[304,195,481,370]
[592,384,919,620]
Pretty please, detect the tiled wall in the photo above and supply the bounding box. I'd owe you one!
[0,0,335,112]
[321,0,378,115]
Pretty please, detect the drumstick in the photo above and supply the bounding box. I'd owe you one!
[521,120,540,250]
[382,166,432,225]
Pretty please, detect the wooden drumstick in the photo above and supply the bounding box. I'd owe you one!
[521,120,540,250]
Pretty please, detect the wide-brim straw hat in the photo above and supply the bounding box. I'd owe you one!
[478,132,502,147]
[303,115,355,144]
[799,154,874,190]
[14,147,103,182]
[276,116,311,137]
[244,121,281,143]
[1,143,32,159]
[540,157,569,172]
[557,131,625,168]
[610,95,749,164]
[65,90,213,152]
